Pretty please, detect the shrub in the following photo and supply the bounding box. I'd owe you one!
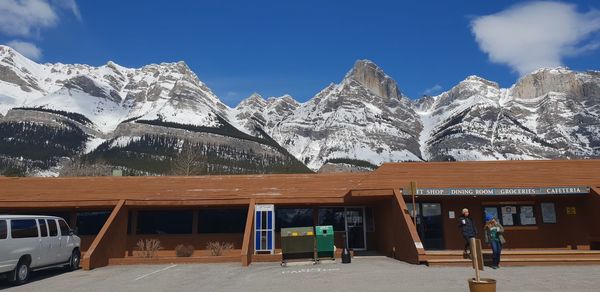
[175,244,195,257]
[206,241,234,256]
[135,239,162,258]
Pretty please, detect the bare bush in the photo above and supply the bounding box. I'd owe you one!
[206,241,234,256]
[60,159,113,176]
[171,142,205,176]
[135,239,162,258]
[175,244,195,257]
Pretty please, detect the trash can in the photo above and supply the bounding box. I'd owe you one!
[468,278,496,292]
[315,225,335,260]
[281,227,315,262]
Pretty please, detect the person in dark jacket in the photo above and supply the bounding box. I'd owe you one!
[459,208,477,258]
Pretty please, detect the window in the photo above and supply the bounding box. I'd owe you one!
[42,212,71,222]
[275,208,313,232]
[318,208,345,231]
[483,205,537,226]
[11,219,39,238]
[48,219,58,236]
[365,207,375,232]
[198,209,247,233]
[38,219,48,237]
[137,210,193,234]
[58,220,70,235]
[76,211,111,235]
[0,220,6,239]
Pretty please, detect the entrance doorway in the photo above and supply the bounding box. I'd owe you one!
[406,202,444,250]
[317,207,367,251]
[345,207,366,250]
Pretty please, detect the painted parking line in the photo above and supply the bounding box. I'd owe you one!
[281,267,340,274]
[134,264,178,281]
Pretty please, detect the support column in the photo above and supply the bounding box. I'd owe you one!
[82,199,128,270]
[586,187,600,249]
[391,189,427,264]
[241,199,256,266]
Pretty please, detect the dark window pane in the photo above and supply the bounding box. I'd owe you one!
[58,220,70,236]
[48,219,58,236]
[38,219,48,237]
[137,210,193,234]
[0,220,7,239]
[42,212,71,222]
[276,208,313,232]
[318,208,345,231]
[11,219,39,238]
[198,208,248,233]
[76,211,111,235]
[365,208,375,232]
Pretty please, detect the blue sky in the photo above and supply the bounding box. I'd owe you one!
[1,1,599,106]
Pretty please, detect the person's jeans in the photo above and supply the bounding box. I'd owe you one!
[464,236,475,254]
[491,240,502,266]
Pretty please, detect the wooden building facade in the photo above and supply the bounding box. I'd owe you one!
[1,160,599,270]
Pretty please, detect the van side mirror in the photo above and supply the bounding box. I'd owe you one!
[69,227,78,236]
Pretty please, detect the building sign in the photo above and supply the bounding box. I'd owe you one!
[403,186,590,196]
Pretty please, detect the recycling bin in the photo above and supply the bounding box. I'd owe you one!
[315,225,335,260]
[281,227,315,262]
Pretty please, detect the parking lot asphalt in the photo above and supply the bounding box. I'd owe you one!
[1,256,600,292]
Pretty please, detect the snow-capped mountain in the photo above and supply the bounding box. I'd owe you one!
[236,60,423,170]
[418,68,600,162]
[235,62,600,171]
[1,44,599,175]
[0,45,308,175]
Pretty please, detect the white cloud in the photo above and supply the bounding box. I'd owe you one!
[6,40,42,60]
[0,0,58,37]
[471,1,600,75]
[422,84,442,96]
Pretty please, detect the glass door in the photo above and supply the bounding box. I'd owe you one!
[406,202,444,250]
[345,207,366,250]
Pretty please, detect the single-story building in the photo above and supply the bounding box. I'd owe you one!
[1,160,599,270]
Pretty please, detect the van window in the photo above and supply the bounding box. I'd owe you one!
[0,220,7,239]
[11,219,39,238]
[48,219,58,236]
[58,220,70,236]
[38,219,48,237]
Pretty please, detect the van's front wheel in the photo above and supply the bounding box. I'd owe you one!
[67,249,81,271]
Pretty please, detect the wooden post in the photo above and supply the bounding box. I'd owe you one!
[241,199,256,266]
[470,238,484,282]
[410,181,417,221]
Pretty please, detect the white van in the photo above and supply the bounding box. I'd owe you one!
[0,215,81,285]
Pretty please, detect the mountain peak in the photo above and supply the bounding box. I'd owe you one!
[344,59,403,100]
[461,75,499,88]
[236,92,267,109]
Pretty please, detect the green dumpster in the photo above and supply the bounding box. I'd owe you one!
[315,225,335,260]
[281,227,315,262]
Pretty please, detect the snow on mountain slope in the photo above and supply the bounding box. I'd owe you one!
[0,45,245,136]
[2,43,599,174]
